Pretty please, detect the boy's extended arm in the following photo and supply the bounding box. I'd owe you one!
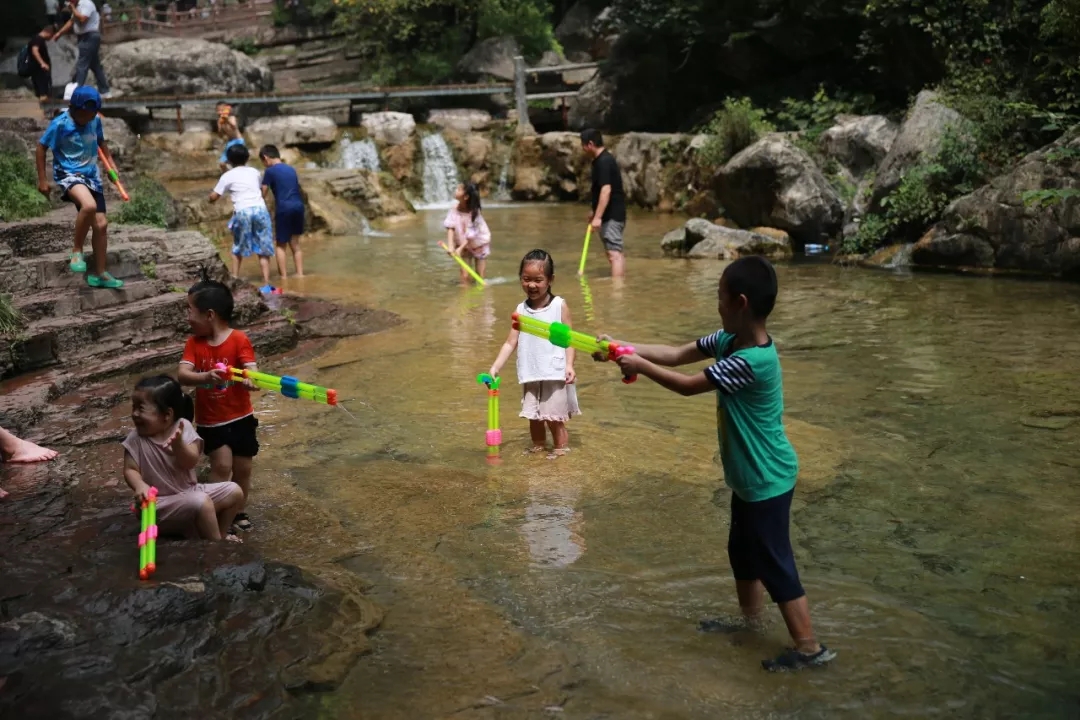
[602,339,707,367]
[177,363,210,386]
[620,357,715,397]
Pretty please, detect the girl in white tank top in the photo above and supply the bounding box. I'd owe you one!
[488,250,580,458]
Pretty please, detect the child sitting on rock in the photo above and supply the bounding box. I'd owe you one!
[122,375,244,541]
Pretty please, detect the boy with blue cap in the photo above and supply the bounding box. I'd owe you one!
[35,85,124,289]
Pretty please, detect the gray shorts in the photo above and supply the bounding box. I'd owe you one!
[601,220,625,253]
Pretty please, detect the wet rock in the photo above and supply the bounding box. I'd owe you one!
[139,130,219,156]
[306,169,413,219]
[428,109,493,133]
[663,218,792,259]
[443,130,493,186]
[279,297,404,338]
[610,133,687,208]
[820,115,898,180]
[99,117,137,160]
[246,115,338,150]
[913,128,1080,276]
[540,132,588,199]
[102,38,273,96]
[869,91,964,212]
[382,140,417,183]
[714,135,844,246]
[361,111,416,146]
[457,36,520,82]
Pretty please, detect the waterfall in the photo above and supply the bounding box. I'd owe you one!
[418,133,460,208]
[884,243,914,269]
[493,160,511,202]
[339,137,381,172]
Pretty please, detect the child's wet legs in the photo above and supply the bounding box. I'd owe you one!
[257,256,272,287]
[91,212,108,275]
[736,579,766,622]
[208,444,234,484]
[274,245,288,278]
[67,184,96,254]
[232,455,253,510]
[232,254,242,277]
[216,483,244,537]
[290,240,303,276]
[778,595,820,654]
[194,493,222,540]
[475,257,487,279]
[528,419,547,451]
[549,420,568,450]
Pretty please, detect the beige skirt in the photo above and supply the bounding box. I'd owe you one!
[520,380,581,422]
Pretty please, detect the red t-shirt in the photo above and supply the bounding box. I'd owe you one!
[181,329,256,427]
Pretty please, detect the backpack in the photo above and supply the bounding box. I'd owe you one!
[16,44,32,77]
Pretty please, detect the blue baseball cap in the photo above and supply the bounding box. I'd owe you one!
[69,86,101,111]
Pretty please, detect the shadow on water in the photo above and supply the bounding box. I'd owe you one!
[242,204,1080,718]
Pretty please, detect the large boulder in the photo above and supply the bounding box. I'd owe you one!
[554,1,604,56]
[307,168,413,219]
[101,38,273,96]
[568,73,615,131]
[443,130,494,186]
[246,115,337,149]
[361,111,416,146]
[457,36,519,82]
[661,218,792,260]
[820,115,898,179]
[99,117,136,159]
[427,109,492,133]
[540,131,588,199]
[869,91,962,212]
[714,136,844,245]
[912,129,1080,276]
[610,133,687,209]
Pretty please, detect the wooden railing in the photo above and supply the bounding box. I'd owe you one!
[103,0,275,41]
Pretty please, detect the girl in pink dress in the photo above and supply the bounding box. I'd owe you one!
[444,182,491,284]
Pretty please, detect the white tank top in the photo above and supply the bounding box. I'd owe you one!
[516,296,566,384]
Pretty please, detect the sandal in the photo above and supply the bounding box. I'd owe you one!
[546,447,571,460]
[523,446,547,455]
[87,272,124,289]
[233,512,253,531]
[69,252,86,273]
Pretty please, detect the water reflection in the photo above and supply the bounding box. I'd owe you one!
[521,487,585,569]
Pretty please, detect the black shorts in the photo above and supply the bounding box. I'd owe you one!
[30,69,50,98]
[197,415,259,458]
[62,185,106,214]
[728,488,805,603]
[275,206,305,245]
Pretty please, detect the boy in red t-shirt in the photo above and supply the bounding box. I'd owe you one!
[177,280,260,533]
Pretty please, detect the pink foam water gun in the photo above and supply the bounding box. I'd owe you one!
[138,486,158,580]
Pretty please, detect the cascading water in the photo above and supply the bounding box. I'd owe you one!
[493,160,511,202]
[418,133,460,208]
[339,137,381,172]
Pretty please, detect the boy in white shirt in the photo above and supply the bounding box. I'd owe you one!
[209,143,278,294]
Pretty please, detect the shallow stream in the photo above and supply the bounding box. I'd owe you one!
[239,204,1080,718]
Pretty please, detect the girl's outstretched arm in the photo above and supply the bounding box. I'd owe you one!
[123,451,152,503]
[489,326,519,377]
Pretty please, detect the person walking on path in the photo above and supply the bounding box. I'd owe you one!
[580,128,627,279]
[53,0,112,98]
[45,0,60,27]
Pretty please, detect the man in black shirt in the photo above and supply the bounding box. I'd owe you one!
[581,128,627,278]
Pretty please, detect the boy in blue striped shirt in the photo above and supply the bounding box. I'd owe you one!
[601,256,834,671]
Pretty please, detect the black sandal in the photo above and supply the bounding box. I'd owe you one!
[234,513,253,531]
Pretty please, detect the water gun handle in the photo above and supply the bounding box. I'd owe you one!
[611,345,638,384]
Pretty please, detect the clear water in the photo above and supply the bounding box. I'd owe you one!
[241,204,1080,718]
[418,133,461,208]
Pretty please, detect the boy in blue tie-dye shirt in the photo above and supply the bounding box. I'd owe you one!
[35,86,124,289]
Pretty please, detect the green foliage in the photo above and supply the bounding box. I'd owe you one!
[849,126,987,253]
[773,86,875,141]
[0,294,22,337]
[0,152,50,222]
[697,97,775,167]
[1021,188,1080,209]
[115,179,173,228]
[228,37,259,56]
[140,262,157,279]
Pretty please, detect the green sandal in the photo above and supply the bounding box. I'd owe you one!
[87,272,124,289]
[69,252,86,273]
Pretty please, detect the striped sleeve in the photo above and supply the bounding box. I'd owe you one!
[703,355,756,395]
[696,331,721,357]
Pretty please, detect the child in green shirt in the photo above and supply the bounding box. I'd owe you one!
[600,256,834,671]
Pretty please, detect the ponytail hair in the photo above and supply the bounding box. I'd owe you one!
[134,375,195,424]
[464,182,481,222]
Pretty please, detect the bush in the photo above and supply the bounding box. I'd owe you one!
[773,85,875,142]
[845,212,890,255]
[0,151,50,222]
[114,178,173,228]
[697,97,775,167]
[0,293,22,336]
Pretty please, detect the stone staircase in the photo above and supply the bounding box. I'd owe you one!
[0,211,297,437]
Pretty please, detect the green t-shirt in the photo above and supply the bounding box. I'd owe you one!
[697,331,798,502]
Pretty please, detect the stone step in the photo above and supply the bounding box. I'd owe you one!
[14,280,167,322]
[11,292,189,374]
[2,249,147,295]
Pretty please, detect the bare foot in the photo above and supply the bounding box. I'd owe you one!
[546,447,571,460]
[523,445,546,455]
[225,533,243,544]
[3,439,58,463]
[0,488,8,500]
